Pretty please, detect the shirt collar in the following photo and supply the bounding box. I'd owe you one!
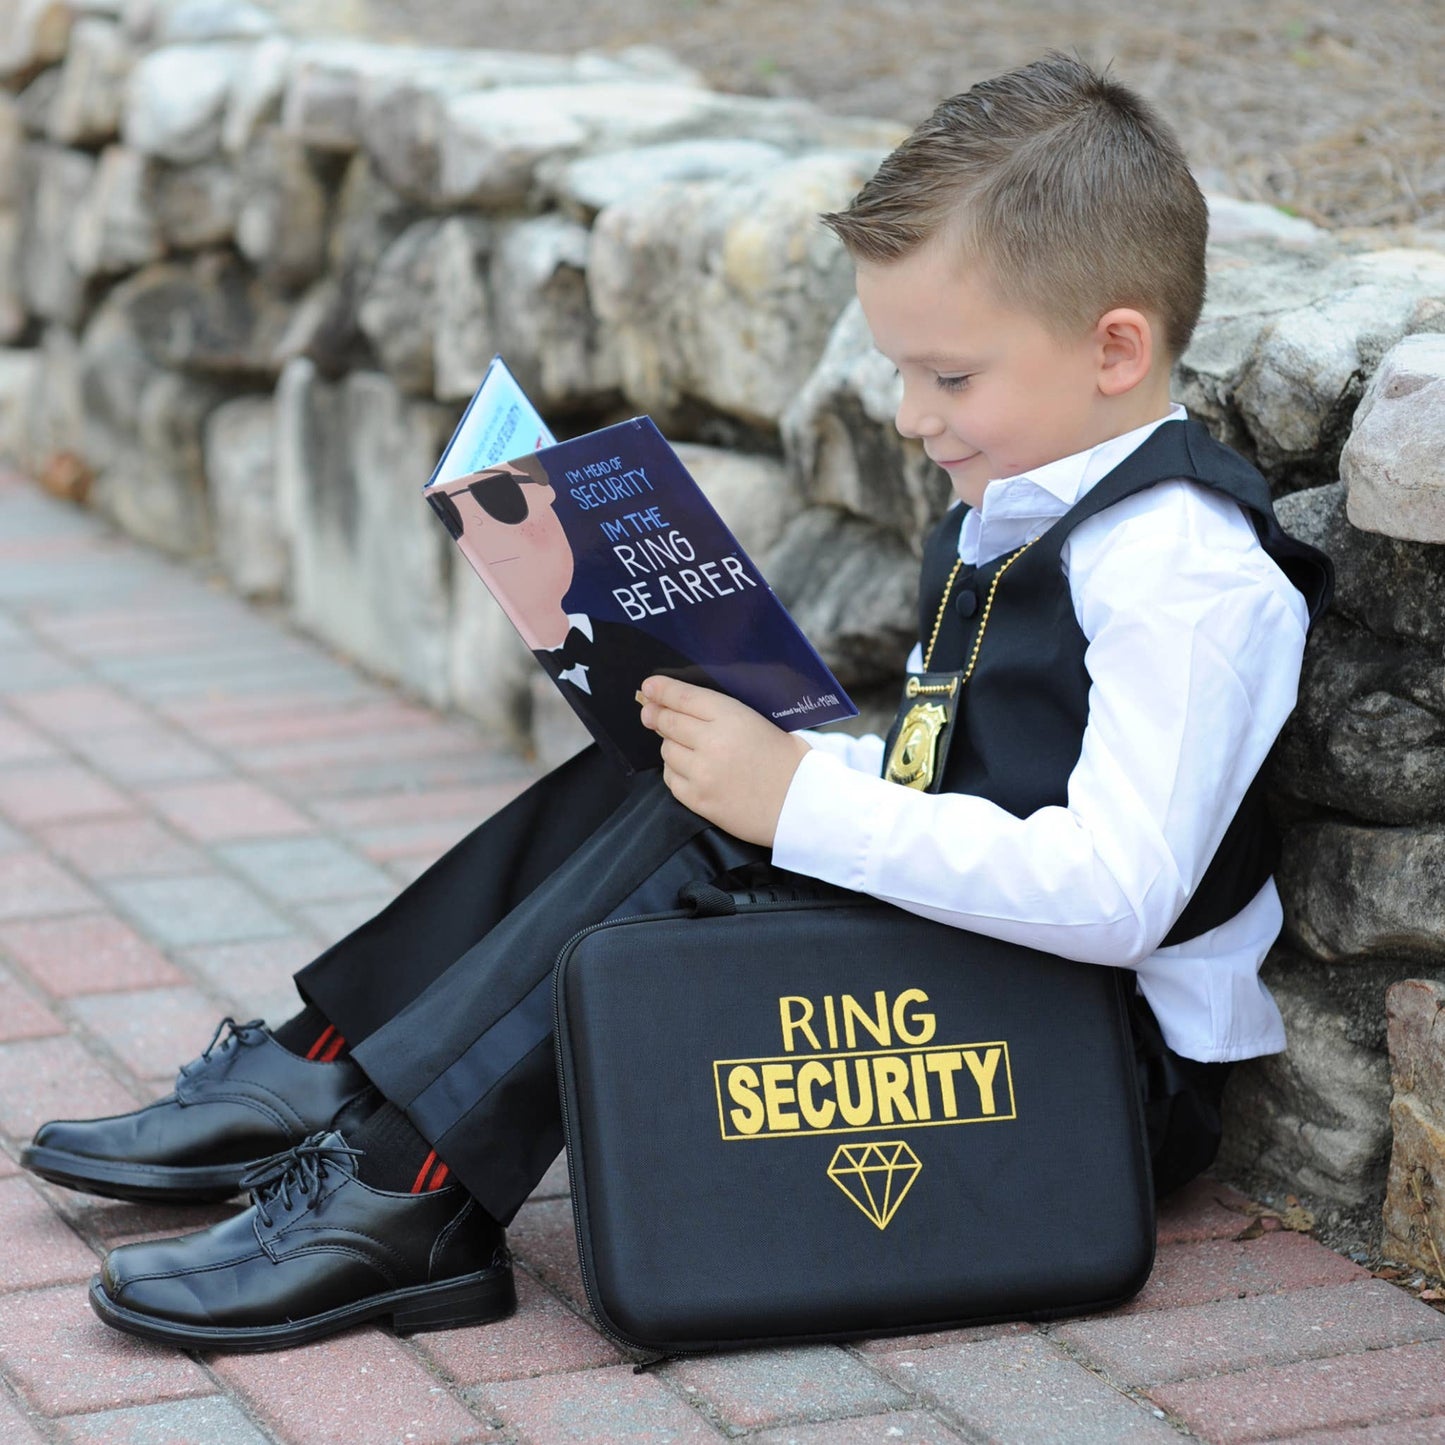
[539,612,594,652]
[961,405,1187,564]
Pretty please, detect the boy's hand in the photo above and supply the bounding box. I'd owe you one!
[638,676,811,845]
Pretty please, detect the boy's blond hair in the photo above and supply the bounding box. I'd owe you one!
[822,53,1208,360]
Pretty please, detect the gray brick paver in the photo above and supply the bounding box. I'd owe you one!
[70,985,237,1083]
[215,835,395,905]
[477,1363,727,1443]
[882,1333,1180,1443]
[747,1412,967,1443]
[663,1344,912,1432]
[52,1395,273,1445]
[0,1384,48,1443]
[100,873,293,948]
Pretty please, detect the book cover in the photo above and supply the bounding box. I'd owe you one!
[426,363,856,773]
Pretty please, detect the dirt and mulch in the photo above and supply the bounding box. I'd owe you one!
[332,0,1443,234]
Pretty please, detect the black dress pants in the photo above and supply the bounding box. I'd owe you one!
[296,744,762,1223]
[296,744,1231,1222]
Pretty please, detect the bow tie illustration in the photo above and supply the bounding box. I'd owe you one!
[555,626,593,669]
[553,627,593,694]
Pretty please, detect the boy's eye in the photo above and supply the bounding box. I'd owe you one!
[935,374,971,393]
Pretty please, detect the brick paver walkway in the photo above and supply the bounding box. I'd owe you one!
[1,464,1443,1443]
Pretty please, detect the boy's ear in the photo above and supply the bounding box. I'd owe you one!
[1093,308,1154,396]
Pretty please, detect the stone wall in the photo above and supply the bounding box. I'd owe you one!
[1,0,1443,1249]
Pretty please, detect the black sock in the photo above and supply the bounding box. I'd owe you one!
[272,1004,350,1063]
[351,1101,455,1195]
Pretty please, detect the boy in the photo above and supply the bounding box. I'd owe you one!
[23,53,1328,1351]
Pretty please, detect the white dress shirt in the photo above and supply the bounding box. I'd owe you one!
[773,407,1308,1063]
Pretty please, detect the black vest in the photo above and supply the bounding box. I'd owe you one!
[893,419,1332,948]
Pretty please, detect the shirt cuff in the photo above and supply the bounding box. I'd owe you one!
[775,748,899,889]
[793,729,886,774]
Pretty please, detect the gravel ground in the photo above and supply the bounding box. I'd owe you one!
[300,0,1443,233]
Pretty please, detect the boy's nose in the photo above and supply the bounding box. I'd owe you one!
[894,392,945,440]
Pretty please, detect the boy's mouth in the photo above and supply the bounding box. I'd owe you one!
[930,452,979,469]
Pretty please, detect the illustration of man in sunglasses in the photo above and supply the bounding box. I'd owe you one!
[429,456,711,772]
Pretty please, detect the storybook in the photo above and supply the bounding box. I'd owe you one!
[425,357,857,773]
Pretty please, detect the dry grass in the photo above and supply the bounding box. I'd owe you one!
[328,0,1442,234]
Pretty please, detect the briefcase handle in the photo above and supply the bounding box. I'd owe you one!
[677,867,860,918]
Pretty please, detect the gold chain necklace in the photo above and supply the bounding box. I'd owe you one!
[919,538,1039,677]
[885,537,1039,790]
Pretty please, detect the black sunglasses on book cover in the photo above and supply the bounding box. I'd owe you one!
[466,472,547,525]
[426,472,547,539]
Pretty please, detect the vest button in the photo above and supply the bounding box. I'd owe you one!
[954,588,978,619]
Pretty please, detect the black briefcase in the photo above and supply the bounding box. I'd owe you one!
[552,878,1155,1354]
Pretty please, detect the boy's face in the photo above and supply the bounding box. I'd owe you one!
[855,241,1110,509]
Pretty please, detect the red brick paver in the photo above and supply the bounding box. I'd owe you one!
[8,685,153,737]
[36,817,205,882]
[0,763,134,828]
[1125,1230,1369,1313]
[0,712,60,766]
[508,1197,589,1312]
[0,1285,214,1416]
[143,779,315,843]
[0,913,183,997]
[0,1035,139,1138]
[1054,1278,1445,1386]
[0,964,66,1041]
[1155,1175,1262,1244]
[0,1176,100,1289]
[212,1331,489,1445]
[1271,1422,1445,1444]
[414,1269,623,1385]
[1150,1338,1445,1442]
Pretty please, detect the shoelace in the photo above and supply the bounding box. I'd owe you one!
[240,1134,364,1229]
[176,1016,265,1084]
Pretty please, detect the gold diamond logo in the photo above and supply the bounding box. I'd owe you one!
[826,1140,922,1230]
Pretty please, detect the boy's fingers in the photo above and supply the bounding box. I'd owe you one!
[640,674,720,719]
[649,706,704,749]
[658,739,694,778]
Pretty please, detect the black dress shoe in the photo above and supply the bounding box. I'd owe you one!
[90,1133,516,1351]
[21,1018,372,1203]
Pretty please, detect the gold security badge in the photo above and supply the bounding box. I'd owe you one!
[884,539,1038,792]
[884,685,956,791]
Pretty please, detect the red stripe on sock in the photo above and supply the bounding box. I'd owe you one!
[410,1150,437,1195]
[428,1162,450,1191]
[305,1025,335,1061]
[319,1032,347,1063]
